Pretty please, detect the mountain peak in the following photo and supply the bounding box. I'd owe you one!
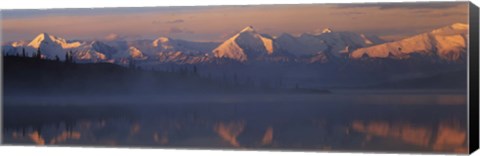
[212,26,280,62]
[155,36,171,42]
[351,23,467,61]
[450,22,468,30]
[38,32,50,37]
[322,28,332,33]
[430,22,468,35]
[28,33,55,48]
[153,36,173,48]
[35,32,53,40]
[240,26,256,33]
[278,33,295,39]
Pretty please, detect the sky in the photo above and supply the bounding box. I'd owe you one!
[1,2,469,43]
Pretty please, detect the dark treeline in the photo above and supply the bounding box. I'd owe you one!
[4,46,466,96]
[3,55,222,95]
[3,52,326,96]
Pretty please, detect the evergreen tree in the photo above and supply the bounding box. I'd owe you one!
[55,55,60,62]
[65,51,72,63]
[69,51,74,63]
[65,51,69,63]
[36,48,42,59]
[22,48,26,57]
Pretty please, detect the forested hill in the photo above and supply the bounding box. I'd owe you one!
[3,56,230,96]
[3,56,327,96]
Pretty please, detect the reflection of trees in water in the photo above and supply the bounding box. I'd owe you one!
[350,119,467,153]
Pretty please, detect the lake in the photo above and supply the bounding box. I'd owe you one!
[2,90,468,154]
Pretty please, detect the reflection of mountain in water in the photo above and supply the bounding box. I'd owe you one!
[214,121,245,147]
[4,116,466,153]
[3,94,467,154]
[351,120,467,153]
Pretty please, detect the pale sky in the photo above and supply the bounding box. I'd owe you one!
[1,2,469,43]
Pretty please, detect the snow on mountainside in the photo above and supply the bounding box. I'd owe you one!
[1,23,468,65]
[2,33,219,64]
[73,41,118,62]
[28,33,82,49]
[350,23,468,61]
[276,28,385,57]
[128,46,147,59]
[151,36,218,54]
[111,46,147,61]
[10,41,29,47]
[26,33,82,58]
[212,26,281,62]
[152,37,189,54]
[119,37,218,64]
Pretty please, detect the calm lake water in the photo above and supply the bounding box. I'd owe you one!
[2,91,468,154]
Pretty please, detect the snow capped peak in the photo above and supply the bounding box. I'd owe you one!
[322,28,332,33]
[152,36,173,48]
[23,33,81,59]
[128,46,147,59]
[240,26,256,33]
[431,23,468,35]
[451,23,468,30]
[28,33,54,48]
[10,41,29,47]
[90,40,116,54]
[212,26,279,62]
[28,33,81,49]
[155,36,171,43]
[351,23,468,61]
[38,32,50,38]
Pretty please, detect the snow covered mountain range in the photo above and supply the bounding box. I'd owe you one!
[1,23,468,65]
[350,23,468,61]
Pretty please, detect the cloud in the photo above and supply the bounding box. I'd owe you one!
[166,19,185,24]
[168,27,194,34]
[335,2,465,10]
